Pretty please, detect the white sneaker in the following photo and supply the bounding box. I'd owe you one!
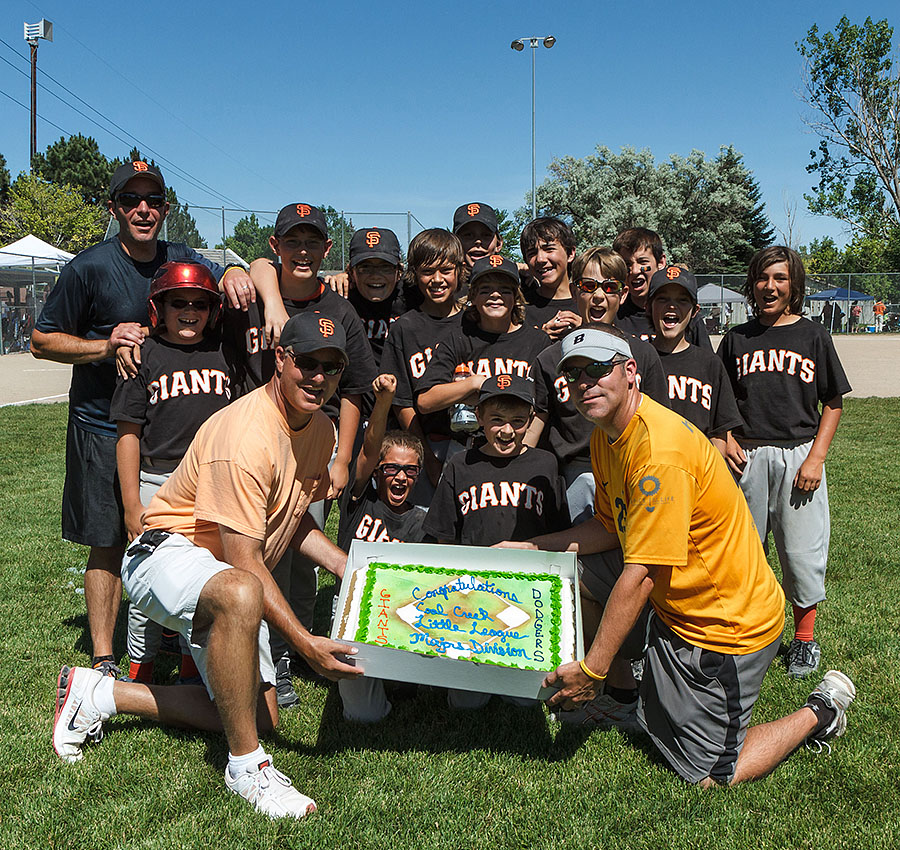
[555,692,640,730]
[53,666,109,762]
[224,757,317,819]
[806,670,857,742]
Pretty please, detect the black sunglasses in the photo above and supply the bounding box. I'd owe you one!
[574,278,622,294]
[561,359,628,384]
[116,192,166,210]
[285,351,345,376]
[378,463,420,479]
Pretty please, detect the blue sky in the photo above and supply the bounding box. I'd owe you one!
[1,1,897,254]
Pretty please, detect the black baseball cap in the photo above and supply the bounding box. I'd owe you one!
[453,202,500,234]
[478,374,535,407]
[468,254,520,291]
[274,203,329,240]
[109,161,165,198]
[349,228,401,267]
[279,312,348,363]
[647,266,698,304]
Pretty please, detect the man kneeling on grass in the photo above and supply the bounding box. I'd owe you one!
[52,313,362,819]
[499,323,857,786]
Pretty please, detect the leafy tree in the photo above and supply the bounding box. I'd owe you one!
[528,144,773,273]
[164,187,206,248]
[495,208,522,260]
[319,205,355,270]
[0,173,107,252]
[216,214,275,263]
[0,152,10,205]
[798,17,900,237]
[31,134,111,205]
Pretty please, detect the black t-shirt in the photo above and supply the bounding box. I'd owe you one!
[347,285,409,369]
[616,299,712,350]
[532,335,669,464]
[337,481,427,551]
[718,317,851,444]
[657,345,742,438]
[35,238,222,434]
[422,446,569,545]
[379,308,463,438]
[521,279,578,331]
[223,276,376,419]
[109,335,235,473]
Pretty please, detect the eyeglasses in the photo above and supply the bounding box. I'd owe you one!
[561,359,628,384]
[167,298,211,310]
[377,463,420,478]
[116,192,166,210]
[285,350,345,376]
[574,278,622,294]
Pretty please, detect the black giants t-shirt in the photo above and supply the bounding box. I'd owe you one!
[717,317,851,444]
[337,483,427,551]
[657,345,742,438]
[616,299,712,350]
[109,335,234,473]
[36,238,222,434]
[422,447,568,545]
[348,286,409,369]
[532,335,669,464]
[521,279,579,331]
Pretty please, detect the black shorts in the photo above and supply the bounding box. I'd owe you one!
[62,418,125,548]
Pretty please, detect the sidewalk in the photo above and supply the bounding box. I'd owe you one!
[2,334,900,406]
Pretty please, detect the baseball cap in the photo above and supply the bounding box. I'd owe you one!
[109,161,165,197]
[279,313,348,363]
[453,202,500,234]
[274,203,329,240]
[647,266,698,304]
[468,254,520,291]
[349,228,401,267]
[558,327,633,370]
[478,374,535,407]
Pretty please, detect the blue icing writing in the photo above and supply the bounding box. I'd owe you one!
[409,632,469,652]
[470,640,531,660]
[418,617,464,632]
[453,606,493,622]
[468,623,526,643]
[411,580,520,604]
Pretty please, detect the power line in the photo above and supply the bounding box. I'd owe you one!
[0,84,72,138]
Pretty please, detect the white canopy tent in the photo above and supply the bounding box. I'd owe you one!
[0,234,75,268]
[697,283,744,304]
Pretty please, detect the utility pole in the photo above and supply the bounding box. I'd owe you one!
[24,19,53,169]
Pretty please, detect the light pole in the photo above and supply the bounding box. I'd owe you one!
[511,35,555,220]
[24,19,53,168]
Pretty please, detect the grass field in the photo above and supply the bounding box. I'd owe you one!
[1,400,898,849]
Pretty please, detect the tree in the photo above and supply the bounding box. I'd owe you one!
[0,152,10,205]
[164,187,206,248]
[0,173,107,252]
[31,134,111,206]
[495,208,521,260]
[318,205,355,270]
[527,145,773,273]
[798,17,900,238]
[216,214,274,263]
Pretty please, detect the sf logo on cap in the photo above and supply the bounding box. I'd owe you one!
[489,254,503,267]
[318,318,336,337]
[467,203,480,217]
[296,204,312,217]
[497,375,512,389]
[365,231,381,248]
[132,161,149,172]
[666,267,681,280]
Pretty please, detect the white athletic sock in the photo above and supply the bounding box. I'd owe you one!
[93,675,117,717]
[228,745,268,778]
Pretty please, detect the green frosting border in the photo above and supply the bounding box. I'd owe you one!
[353,562,563,670]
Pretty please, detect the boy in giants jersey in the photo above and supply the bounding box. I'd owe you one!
[647,266,741,456]
[719,246,851,679]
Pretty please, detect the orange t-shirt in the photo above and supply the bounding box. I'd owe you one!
[591,395,784,654]
[143,386,334,568]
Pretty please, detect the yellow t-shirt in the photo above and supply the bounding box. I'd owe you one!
[591,395,784,653]
[144,386,334,569]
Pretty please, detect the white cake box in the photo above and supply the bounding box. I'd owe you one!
[331,541,583,701]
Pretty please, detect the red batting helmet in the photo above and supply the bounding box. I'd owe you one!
[147,261,221,329]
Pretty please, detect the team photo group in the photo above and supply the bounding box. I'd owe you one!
[37,159,856,819]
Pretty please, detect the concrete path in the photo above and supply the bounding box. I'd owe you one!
[2,334,899,406]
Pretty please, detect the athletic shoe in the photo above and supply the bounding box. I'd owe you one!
[224,759,317,819]
[92,659,122,679]
[785,638,821,679]
[275,656,300,709]
[555,693,640,730]
[805,670,856,749]
[53,666,109,762]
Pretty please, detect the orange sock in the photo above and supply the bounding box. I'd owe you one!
[793,604,817,642]
[179,653,200,680]
[128,660,154,683]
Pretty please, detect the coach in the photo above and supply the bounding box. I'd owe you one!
[32,161,254,677]
[503,323,856,785]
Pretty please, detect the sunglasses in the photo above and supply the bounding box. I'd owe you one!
[116,192,166,210]
[167,298,211,310]
[286,351,345,376]
[574,278,622,294]
[378,463,420,479]
[561,359,628,384]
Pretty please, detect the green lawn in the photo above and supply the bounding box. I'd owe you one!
[1,400,898,849]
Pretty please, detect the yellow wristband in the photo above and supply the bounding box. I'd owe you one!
[579,659,607,681]
[221,265,241,278]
